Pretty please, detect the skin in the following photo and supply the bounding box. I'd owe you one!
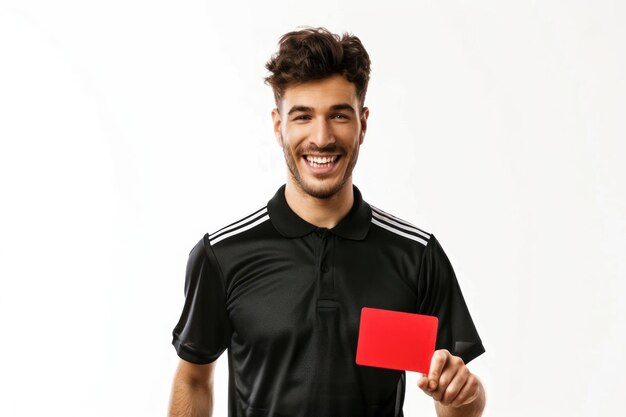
[168,74,485,417]
[418,350,486,417]
[271,74,369,228]
[168,361,214,417]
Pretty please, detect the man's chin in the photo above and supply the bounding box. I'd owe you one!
[303,188,336,200]
[296,178,348,200]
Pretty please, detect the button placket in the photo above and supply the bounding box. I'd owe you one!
[315,230,335,299]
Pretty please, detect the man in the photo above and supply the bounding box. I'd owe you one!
[169,27,485,417]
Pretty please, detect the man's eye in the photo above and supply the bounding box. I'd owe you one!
[332,114,350,120]
[294,115,310,121]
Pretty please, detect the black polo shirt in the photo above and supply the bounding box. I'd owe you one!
[172,185,484,417]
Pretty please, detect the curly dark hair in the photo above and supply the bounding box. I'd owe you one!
[265,27,371,109]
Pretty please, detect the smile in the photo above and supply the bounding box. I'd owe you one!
[304,155,340,167]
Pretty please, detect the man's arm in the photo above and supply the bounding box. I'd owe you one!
[417,350,486,417]
[168,359,215,417]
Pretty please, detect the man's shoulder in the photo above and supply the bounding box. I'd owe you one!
[207,205,271,247]
[367,204,432,248]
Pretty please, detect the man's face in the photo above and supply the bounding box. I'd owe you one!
[272,74,369,200]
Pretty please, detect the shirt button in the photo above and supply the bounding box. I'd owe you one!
[321,265,329,273]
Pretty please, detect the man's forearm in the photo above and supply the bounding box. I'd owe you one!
[434,379,485,417]
[168,378,213,417]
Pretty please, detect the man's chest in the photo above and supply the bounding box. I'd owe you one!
[219,234,420,345]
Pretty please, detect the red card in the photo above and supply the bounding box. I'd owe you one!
[356,307,438,373]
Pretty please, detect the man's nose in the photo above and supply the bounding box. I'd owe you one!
[310,118,335,147]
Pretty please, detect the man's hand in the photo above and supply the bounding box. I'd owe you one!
[417,349,484,416]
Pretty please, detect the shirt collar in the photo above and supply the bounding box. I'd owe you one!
[267,184,372,241]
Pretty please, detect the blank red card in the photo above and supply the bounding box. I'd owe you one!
[356,307,438,373]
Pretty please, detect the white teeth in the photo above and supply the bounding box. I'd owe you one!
[305,155,338,164]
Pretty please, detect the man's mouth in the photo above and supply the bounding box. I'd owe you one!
[303,154,341,168]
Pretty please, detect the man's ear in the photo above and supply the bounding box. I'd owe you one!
[359,107,370,145]
[271,108,283,147]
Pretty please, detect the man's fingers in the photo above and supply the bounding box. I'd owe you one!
[427,349,450,390]
[450,374,480,407]
[419,350,478,407]
[429,364,460,402]
[440,366,470,405]
[417,375,430,393]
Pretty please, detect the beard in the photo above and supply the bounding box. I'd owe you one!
[281,136,360,200]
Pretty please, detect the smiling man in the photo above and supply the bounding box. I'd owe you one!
[169,28,485,417]
[273,74,367,228]
[276,75,365,197]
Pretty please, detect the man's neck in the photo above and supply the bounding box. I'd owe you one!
[284,181,354,229]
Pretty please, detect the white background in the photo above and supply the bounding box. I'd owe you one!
[1,1,624,416]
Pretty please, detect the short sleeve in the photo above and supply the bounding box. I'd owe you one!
[171,234,231,364]
[417,235,485,364]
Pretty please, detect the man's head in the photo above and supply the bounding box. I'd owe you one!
[266,28,371,200]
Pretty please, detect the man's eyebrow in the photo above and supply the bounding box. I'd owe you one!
[287,105,314,115]
[330,103,356,113]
